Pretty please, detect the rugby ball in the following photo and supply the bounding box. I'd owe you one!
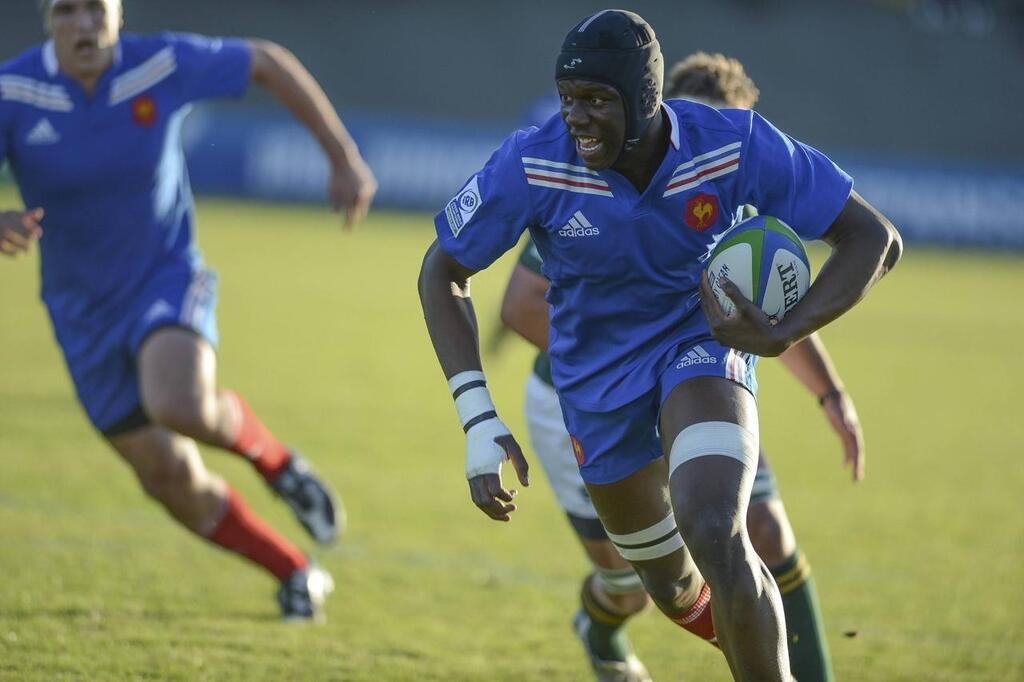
[705,215,810,323]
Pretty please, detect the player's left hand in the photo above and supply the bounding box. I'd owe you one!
[466,433,531,523]
[699,272,787,356]
[0,208,44,257]
[464,415,530,522]
[821,390,865,482]
[328,154,378,228]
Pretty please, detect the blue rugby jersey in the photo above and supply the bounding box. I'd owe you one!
[0,33,250,325]
[435,100,853,412]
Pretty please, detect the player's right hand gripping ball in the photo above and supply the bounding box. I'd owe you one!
[706,215,811,323]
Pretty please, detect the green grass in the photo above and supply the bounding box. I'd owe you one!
[1,191,1022,680]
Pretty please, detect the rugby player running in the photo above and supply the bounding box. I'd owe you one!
[501,52,858,682]
[0,0,376,620]
[419,10,900,681]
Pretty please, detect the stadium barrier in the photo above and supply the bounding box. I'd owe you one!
[842,159,1024,250]
[182,106,501,212]
[4,105,1022,250]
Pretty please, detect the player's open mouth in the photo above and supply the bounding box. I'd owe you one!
[74,38,98,56]
[575,136,603,157]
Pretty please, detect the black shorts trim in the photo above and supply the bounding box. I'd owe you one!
[101,405,151,437]
[568,513,609,541]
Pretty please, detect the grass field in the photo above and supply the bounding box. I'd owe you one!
[1,191,1022,681]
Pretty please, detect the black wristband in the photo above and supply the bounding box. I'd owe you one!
[462,410,498,433]
[451,379,487,401]
[818,389,844,407]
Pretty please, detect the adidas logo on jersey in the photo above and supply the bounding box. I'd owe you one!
[676,345,717,369]
[558,210,600,237]
[143,299,176,324]
[25,118,60,145]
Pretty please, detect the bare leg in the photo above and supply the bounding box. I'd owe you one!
[585,459,708,627]
[747,500,796,568]
[748,454,833,682]
[137,327,242,450]
[661,376,789,681]
[579,537,651,616]
[136,327,339,543]
[107,425,226,534]
[106,425,307,581]
[523,374,651,678]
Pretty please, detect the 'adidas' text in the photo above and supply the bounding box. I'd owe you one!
[676,345,717,369]
[558,210,600,237]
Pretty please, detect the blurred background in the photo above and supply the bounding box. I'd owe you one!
[2,2,1023,681]
[3,0,1023,248]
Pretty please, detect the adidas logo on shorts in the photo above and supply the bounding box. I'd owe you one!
[676,345,717,369]
[558,210,600,237]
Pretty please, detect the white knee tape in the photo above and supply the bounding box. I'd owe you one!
[594,566,645,595]
[606,511,685,562]
[669,421,759,477]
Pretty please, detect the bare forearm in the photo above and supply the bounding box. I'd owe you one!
[248,39,359,170]
[777,333,842,398]
[418,243,483,378]
[776,192,902,347]
[499,263,551,351]
[500,293,549,351]
[506,308,548,351]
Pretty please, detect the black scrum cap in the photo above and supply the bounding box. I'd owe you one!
[556,9,663,152]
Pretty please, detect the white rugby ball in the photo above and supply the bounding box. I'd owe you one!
[705,215,811,323]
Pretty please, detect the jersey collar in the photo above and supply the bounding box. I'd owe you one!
[41,39,123,79]
[42,40,58,77]
[661,101,681,151]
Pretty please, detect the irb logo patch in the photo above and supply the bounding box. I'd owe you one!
[445,176,482,237]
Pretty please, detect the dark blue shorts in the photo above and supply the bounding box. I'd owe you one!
[49,264,219,434]
[558,336,758,485]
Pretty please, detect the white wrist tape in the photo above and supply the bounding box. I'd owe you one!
[449,371,510,478]
[464,417,512,478]
[448,370,497,433]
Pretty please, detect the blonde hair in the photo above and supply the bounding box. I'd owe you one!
[666,52,760,109]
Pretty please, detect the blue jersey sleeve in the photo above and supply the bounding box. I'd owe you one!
[737,112,853,241]
[433,133,532,271]
[166,33,251,103]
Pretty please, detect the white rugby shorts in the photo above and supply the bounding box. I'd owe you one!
[524,373,600,520]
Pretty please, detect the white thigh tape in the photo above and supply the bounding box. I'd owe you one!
[669,421,759,476]
[606,511,685,562]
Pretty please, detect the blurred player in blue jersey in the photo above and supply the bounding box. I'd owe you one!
[419,10,900,681]
[501,52,855,682]
[0,0,377,620]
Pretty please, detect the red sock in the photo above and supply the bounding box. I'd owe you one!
[223,390,290,482]
[669,582,718,646]
[206,486,307,581]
